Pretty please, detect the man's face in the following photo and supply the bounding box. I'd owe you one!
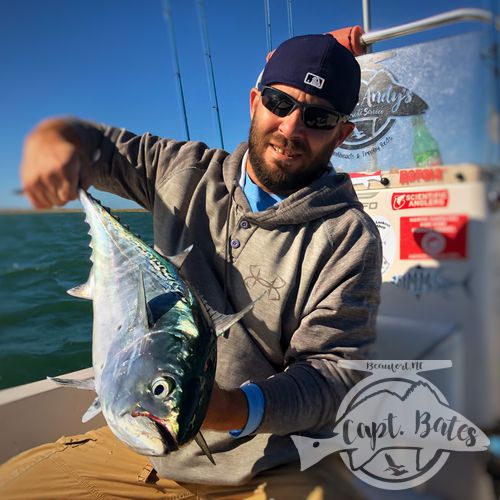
[247,84,353,195]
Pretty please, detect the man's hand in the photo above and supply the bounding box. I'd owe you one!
[20,118,95,208]
[202,382,248,432]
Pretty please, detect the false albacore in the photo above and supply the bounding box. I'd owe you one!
[49,189,256,463]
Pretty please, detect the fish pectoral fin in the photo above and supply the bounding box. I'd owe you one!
[192,287,263,337]
[166,245,193,269]
[203,293,264,337]
[47,376,95,391]
[195,432,216,465]
[82,397,102,423]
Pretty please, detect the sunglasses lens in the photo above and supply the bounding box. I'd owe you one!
[303,108,339,130]
[261,89,295,117]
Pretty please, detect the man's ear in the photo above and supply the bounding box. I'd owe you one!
[335,121,355,148]
[249,88,260,119]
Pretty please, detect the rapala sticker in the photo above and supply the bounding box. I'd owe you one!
[349,170,382,188]
[291,360,488,490]
[373,215,396,275]
[400,215,468,260]
[400,168,444,185]
[392,190,449,210]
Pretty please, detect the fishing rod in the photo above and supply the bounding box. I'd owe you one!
[361,0,372,53]
[264,0,272,51]
[162,0,190,140]
[287,0,294,38]
[196,0,224,149]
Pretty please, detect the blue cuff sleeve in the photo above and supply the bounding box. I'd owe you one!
[229,382,265,438]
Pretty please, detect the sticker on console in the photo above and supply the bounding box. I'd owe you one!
[400,215,467,260]
[373,215,396,274]
[392,190,449,210]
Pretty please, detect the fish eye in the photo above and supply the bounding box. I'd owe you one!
[151,377,175,398]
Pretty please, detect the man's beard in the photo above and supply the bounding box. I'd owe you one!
[247,118,336,195]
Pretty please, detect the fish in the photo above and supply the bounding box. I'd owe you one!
[390,265,471,299]
[49,189,256,462]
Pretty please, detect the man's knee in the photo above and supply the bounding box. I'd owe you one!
[0,428,108,499]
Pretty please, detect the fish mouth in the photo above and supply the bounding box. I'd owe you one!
[131,410,179,453]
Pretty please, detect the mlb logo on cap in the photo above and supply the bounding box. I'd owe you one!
[304,72,325,89]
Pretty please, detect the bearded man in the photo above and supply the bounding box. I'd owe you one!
[2,34,381,499]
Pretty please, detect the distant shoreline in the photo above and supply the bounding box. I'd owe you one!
[0,208,148,215]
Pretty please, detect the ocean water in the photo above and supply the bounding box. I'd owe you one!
[0,211,153,390]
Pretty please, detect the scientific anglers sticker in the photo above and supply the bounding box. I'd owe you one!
[291,360,489,490]
[392,190,449,210]
[400,214,468,260]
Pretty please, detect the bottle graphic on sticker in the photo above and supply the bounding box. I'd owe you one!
[412,114,442,167]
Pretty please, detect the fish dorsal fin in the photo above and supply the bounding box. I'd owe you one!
[194,432,215,465]
[196,291,263,337]
[166,245,193,270]
[47,376,95,390]
[82,397,102,423]
[135,270,153,329]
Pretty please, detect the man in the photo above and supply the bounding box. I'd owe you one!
[2,34,381,498]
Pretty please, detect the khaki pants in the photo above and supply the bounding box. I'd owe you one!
[0,427,362,500]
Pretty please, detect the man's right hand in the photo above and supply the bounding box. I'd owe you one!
[20,118,95,209]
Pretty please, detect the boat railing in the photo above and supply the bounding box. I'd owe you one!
[361,8,495,48]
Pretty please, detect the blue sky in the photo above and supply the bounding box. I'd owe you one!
[0,0,496,208]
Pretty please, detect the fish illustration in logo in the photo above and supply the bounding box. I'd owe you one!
[291,379,488,472]
[291,360,489,490]
[391,265,471,298]
[392,193,407,210]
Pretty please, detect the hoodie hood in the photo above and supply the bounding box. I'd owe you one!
[222,142,362,228]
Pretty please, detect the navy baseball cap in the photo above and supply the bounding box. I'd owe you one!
[260,34,361,115]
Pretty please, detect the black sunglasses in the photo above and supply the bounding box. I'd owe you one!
[260,86,347,130]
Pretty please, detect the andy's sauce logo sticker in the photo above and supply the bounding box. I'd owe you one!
[291,360,488,490]
[342,68,428,150]
[392,190,449,210]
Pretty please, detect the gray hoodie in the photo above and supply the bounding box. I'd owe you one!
[79,122,382,485]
